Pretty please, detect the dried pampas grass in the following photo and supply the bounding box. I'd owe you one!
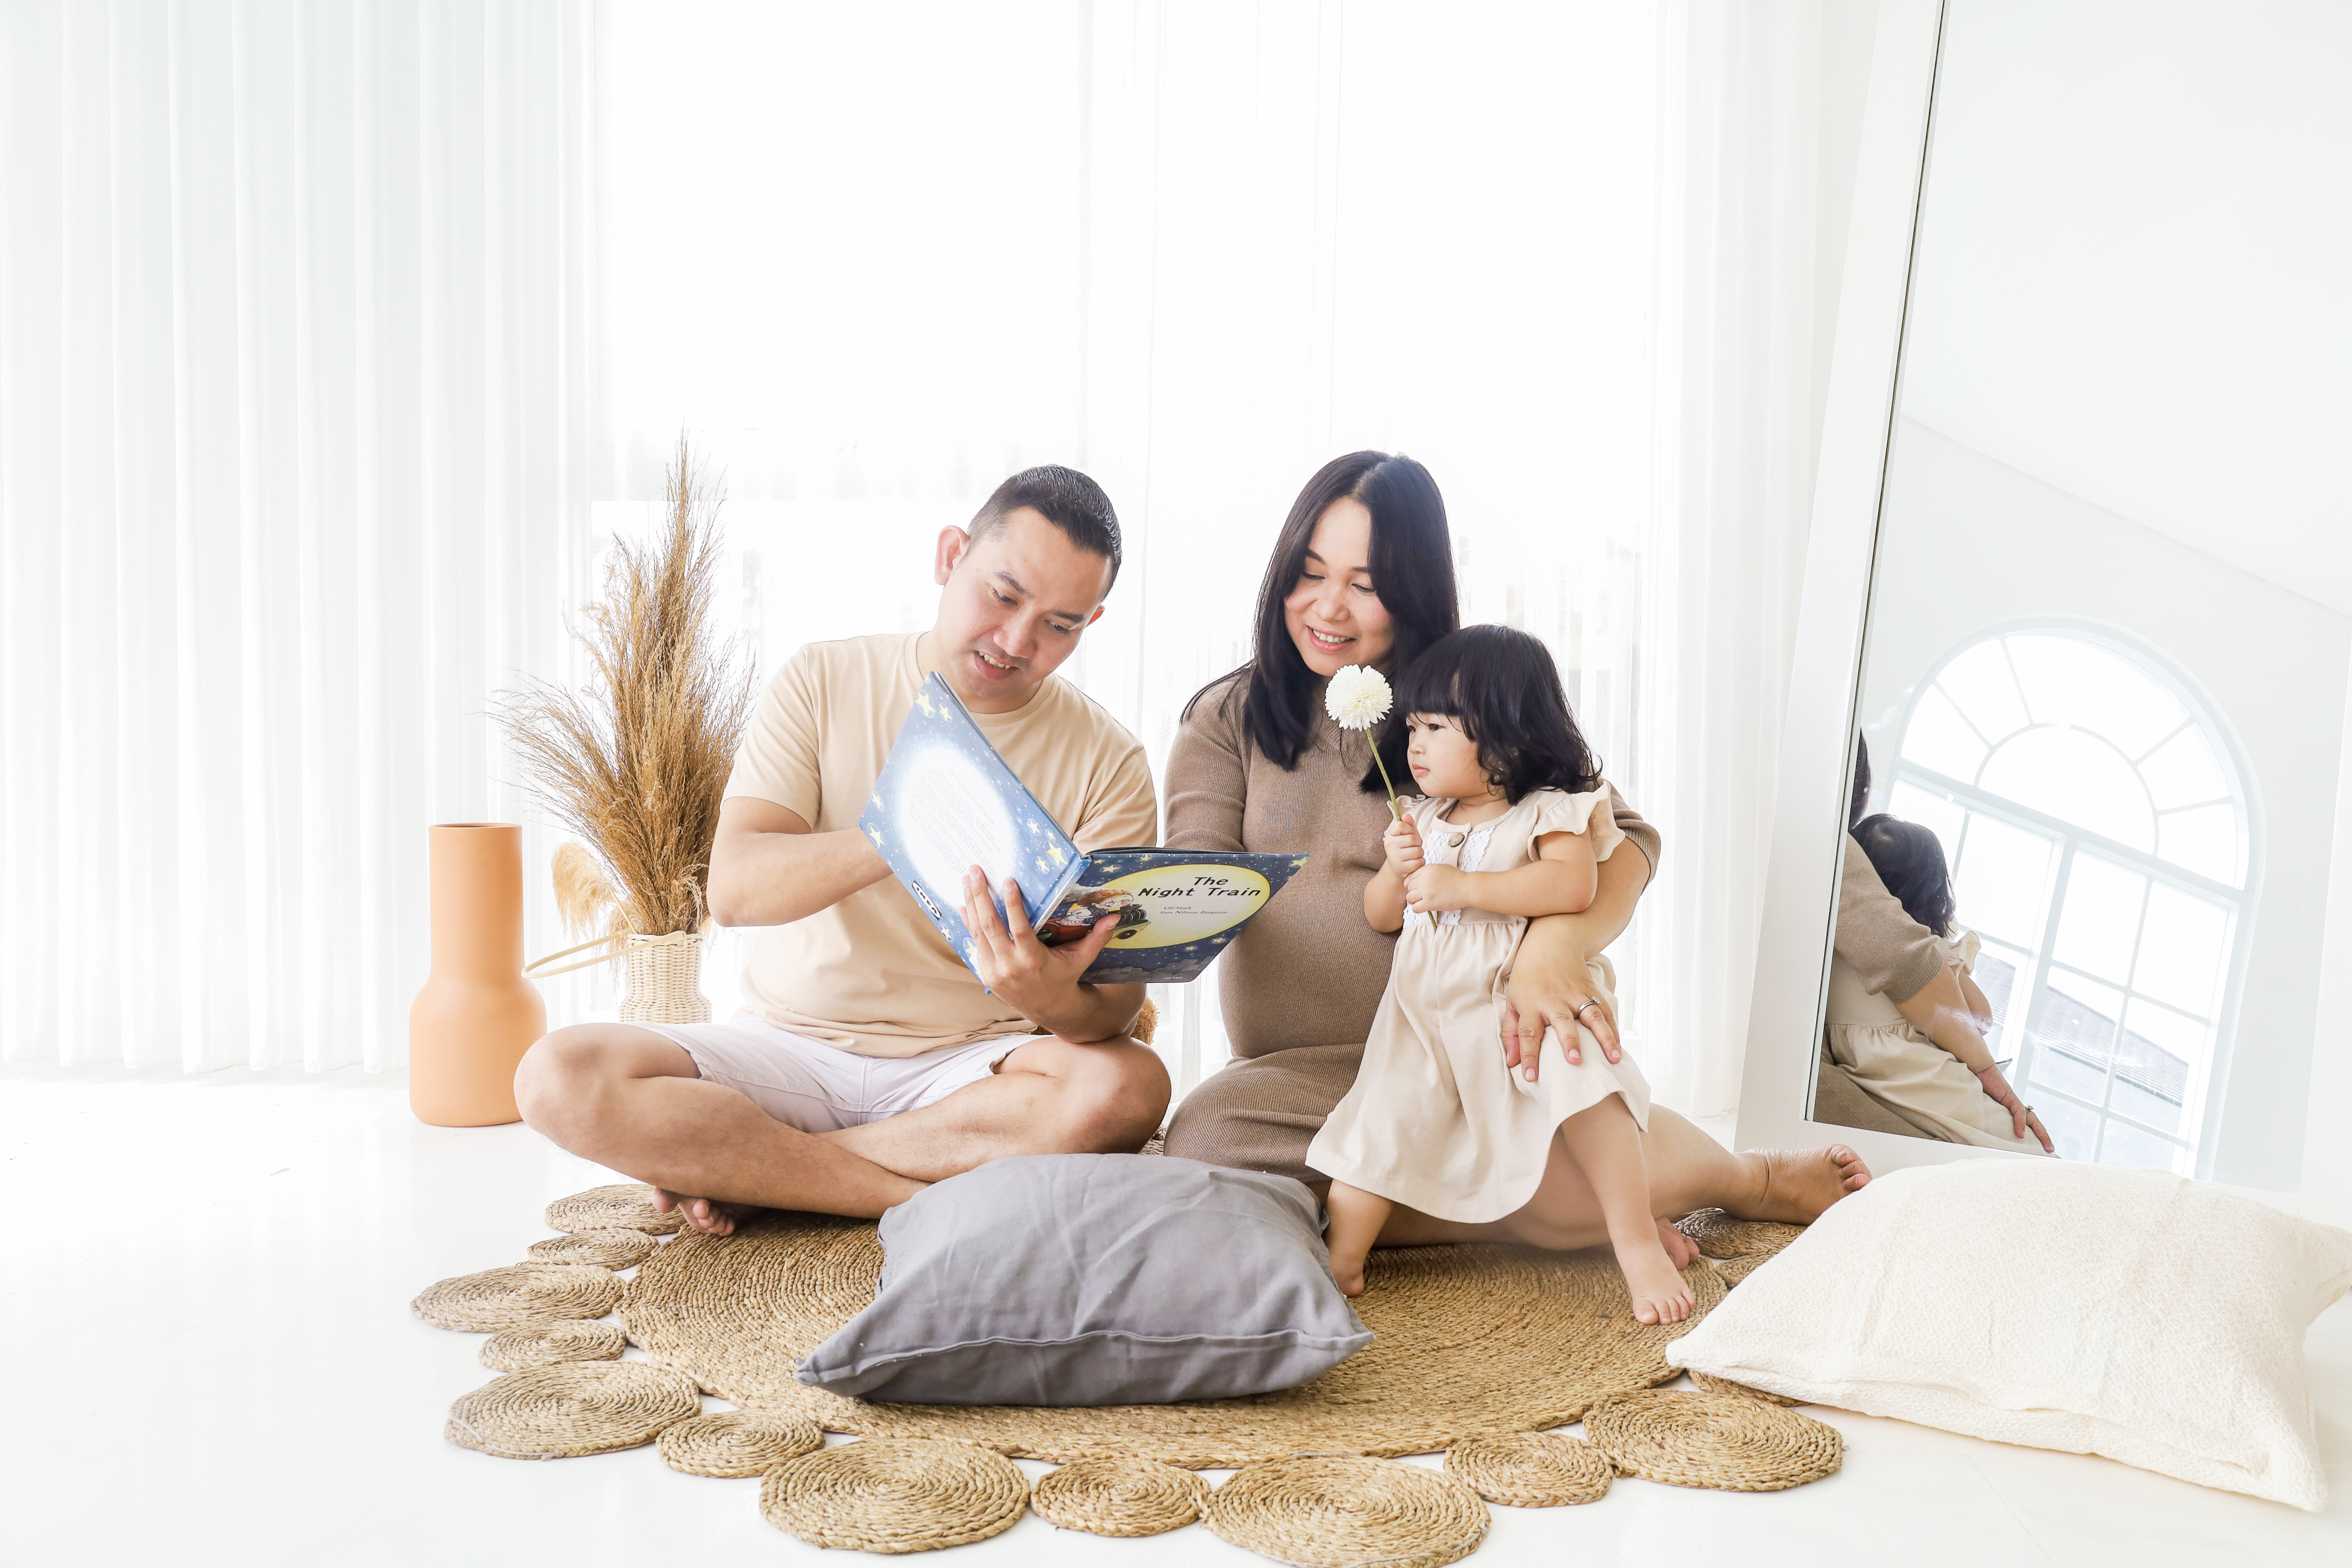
[551,841,620,943]
[496,437,753,938]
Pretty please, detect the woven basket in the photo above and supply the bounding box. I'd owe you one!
[621,931,709,1024]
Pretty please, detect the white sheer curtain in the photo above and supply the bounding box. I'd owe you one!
[600,0,1877,1111]
[0,0,600,1072]
[1639,0,1880,1113]
[2,0,1871,1100]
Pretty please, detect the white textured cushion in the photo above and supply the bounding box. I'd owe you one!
[1667,1159,2352,1509]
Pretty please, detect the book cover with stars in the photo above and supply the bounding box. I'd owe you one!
[861,673,1308,985]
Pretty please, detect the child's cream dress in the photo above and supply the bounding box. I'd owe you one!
[1306,786,1652,1223]
[1823,929,2047,1154]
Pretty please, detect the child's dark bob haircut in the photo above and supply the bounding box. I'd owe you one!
[1389,624,1601,802]
[1851,813,1958,937]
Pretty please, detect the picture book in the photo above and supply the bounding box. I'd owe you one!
[860,673,1308,985]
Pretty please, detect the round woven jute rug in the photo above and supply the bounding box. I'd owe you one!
[759,1439,1028,1553]
[1689,1370,1800,1407]
[545,1183,683,1236]
[1444,1431,1613,1507]
[657,1409,824,1478]
[479,1319,628,1372]
[1675,1208,1805,1262]
[528,1228,657,1270]
[1205,1454,1487,1568]
[412,1262,622,1331]
[1711,1253,1779,1288]
[622,1213,1723,1468]
[1583,1389,1842,1492]
[1031,1457,1209,1537]
[445,1360,701,1460]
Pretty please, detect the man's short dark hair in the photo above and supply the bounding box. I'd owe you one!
[966,465,1122,591]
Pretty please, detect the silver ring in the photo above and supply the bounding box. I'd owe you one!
[1572,1000,1600,1020]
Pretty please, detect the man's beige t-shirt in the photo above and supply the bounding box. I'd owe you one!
[725,631,1159,1058]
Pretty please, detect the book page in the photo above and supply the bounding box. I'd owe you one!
[893,741,1023,902]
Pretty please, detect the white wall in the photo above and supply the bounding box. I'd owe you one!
[1900,0,2352,612]
[1856,418,2351,1190]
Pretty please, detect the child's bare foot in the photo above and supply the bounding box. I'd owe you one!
[655,1188,760,1237]
[1735,1145,1870,1225]
[1618,1233,1695,1325]
[1656,1217,1701,1269]
[1320,1181,1390,1300]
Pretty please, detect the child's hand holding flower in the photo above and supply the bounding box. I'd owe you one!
[1382,812,1425,879]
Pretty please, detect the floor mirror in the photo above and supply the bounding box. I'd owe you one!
[1738,0,2352,1222]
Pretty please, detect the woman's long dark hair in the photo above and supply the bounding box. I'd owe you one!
[1182,451,1458,788]
[1851,813,1958,937]
[1391,625,1602,802]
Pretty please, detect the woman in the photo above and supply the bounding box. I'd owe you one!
[1161,451,1870,1249]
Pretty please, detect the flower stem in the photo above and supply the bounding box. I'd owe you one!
[1367,738,1438,933]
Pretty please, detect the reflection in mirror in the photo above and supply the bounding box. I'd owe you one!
[1810,0,2352,1191]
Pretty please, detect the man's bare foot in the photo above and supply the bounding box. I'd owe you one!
[1655,1217,1701,1269]
[1617,1233,1695,1325]
[655,1188,761,1238]
[1738,1145,1871,1226]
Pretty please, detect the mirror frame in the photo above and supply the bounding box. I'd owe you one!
[1735,0,1948,1178]
[1734,0,2352,1225]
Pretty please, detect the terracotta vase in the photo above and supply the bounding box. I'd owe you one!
[409,823,546,1127]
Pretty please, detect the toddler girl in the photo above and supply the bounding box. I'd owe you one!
[1307,625,1694,1324]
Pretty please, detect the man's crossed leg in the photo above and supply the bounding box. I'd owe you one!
[516,1019,1169,1234]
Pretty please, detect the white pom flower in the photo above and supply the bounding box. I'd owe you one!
[1323,664,1393,732]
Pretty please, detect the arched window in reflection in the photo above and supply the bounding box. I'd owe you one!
[1886,626,2256,1176]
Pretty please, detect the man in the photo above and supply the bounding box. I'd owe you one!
[515,466,1168,1234]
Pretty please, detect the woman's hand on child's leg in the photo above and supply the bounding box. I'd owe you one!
[1974,1065,2055,1152]
[1504,989,1620,1080]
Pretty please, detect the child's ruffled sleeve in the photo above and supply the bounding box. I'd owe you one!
[1528,786,1625,864]
[1948,928,1982,974]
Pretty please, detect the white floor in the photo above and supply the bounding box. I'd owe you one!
[4,1064,2349,1568]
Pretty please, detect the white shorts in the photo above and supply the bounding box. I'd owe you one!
[634,1014,1040,1133]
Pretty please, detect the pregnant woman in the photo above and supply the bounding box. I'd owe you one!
[1160,450,1871,1247]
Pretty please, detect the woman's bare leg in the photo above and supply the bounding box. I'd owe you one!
[1553,1098,1690,1323]
[1324,1181,1394,1297]
[1372,1206,1512,1246]
[1369,1106,1870,1252]
[1641,1107,1872,1224]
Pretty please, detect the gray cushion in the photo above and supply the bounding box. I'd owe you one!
[795,1153,1372,1406]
